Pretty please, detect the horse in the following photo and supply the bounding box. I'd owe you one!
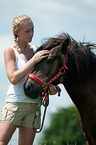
[24,33,96,145]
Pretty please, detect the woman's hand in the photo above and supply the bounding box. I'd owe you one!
[32,50,49,64]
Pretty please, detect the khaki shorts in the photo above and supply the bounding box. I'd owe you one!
[0,102,41,128]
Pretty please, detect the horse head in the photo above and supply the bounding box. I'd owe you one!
[24,38,69,99]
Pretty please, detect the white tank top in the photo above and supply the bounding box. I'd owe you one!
[6,46,39,103]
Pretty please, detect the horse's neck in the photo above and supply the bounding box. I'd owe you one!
[63,75,96,111]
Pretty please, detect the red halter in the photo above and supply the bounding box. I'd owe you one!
[28,45,69,100]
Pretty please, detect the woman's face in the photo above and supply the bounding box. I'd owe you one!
[17,20,34,44]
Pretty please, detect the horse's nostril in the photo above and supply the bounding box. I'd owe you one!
[24,82,40,99]
[26,85,31,91]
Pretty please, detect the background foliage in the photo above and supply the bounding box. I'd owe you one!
[39,106,86,145]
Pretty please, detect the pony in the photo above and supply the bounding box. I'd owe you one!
[24,33,96,145]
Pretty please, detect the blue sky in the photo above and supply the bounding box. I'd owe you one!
[0,0,96,144]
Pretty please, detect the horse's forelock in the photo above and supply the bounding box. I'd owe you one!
[38,33,70,51]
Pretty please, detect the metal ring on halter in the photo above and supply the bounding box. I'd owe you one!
[60,68,65,74]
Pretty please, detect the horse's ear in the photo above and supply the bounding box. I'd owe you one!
[60,38,69,55]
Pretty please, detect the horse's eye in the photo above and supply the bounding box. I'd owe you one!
[47,58,55,63]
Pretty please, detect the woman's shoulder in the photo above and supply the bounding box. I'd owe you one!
[4,46,14,53]
[4,46,16,58]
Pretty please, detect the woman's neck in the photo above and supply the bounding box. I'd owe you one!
[17,41,29,54]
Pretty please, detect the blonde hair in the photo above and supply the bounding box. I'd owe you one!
[12,14,34,52]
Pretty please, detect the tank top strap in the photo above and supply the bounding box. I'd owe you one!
[10,46,19,55]
[31,45,37,53]
[10,46,27,62]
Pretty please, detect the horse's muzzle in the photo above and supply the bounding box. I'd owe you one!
[24,82,39,99]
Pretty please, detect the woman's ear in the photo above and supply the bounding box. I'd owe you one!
[60,39,69,55]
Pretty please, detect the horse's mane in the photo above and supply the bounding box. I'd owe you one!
[37,33,96,85]
[37,33,71,51]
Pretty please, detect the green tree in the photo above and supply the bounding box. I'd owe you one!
[39,106,86,145]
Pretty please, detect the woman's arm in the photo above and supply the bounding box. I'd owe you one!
[4,47,49,85]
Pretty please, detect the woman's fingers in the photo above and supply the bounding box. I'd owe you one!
[32,50,49,63]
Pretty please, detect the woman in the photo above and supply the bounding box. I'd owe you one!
[0,15,57,145]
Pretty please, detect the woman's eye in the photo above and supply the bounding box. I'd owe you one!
[25,31,29,33]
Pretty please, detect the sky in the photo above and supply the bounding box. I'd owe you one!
[0,0,96,144]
